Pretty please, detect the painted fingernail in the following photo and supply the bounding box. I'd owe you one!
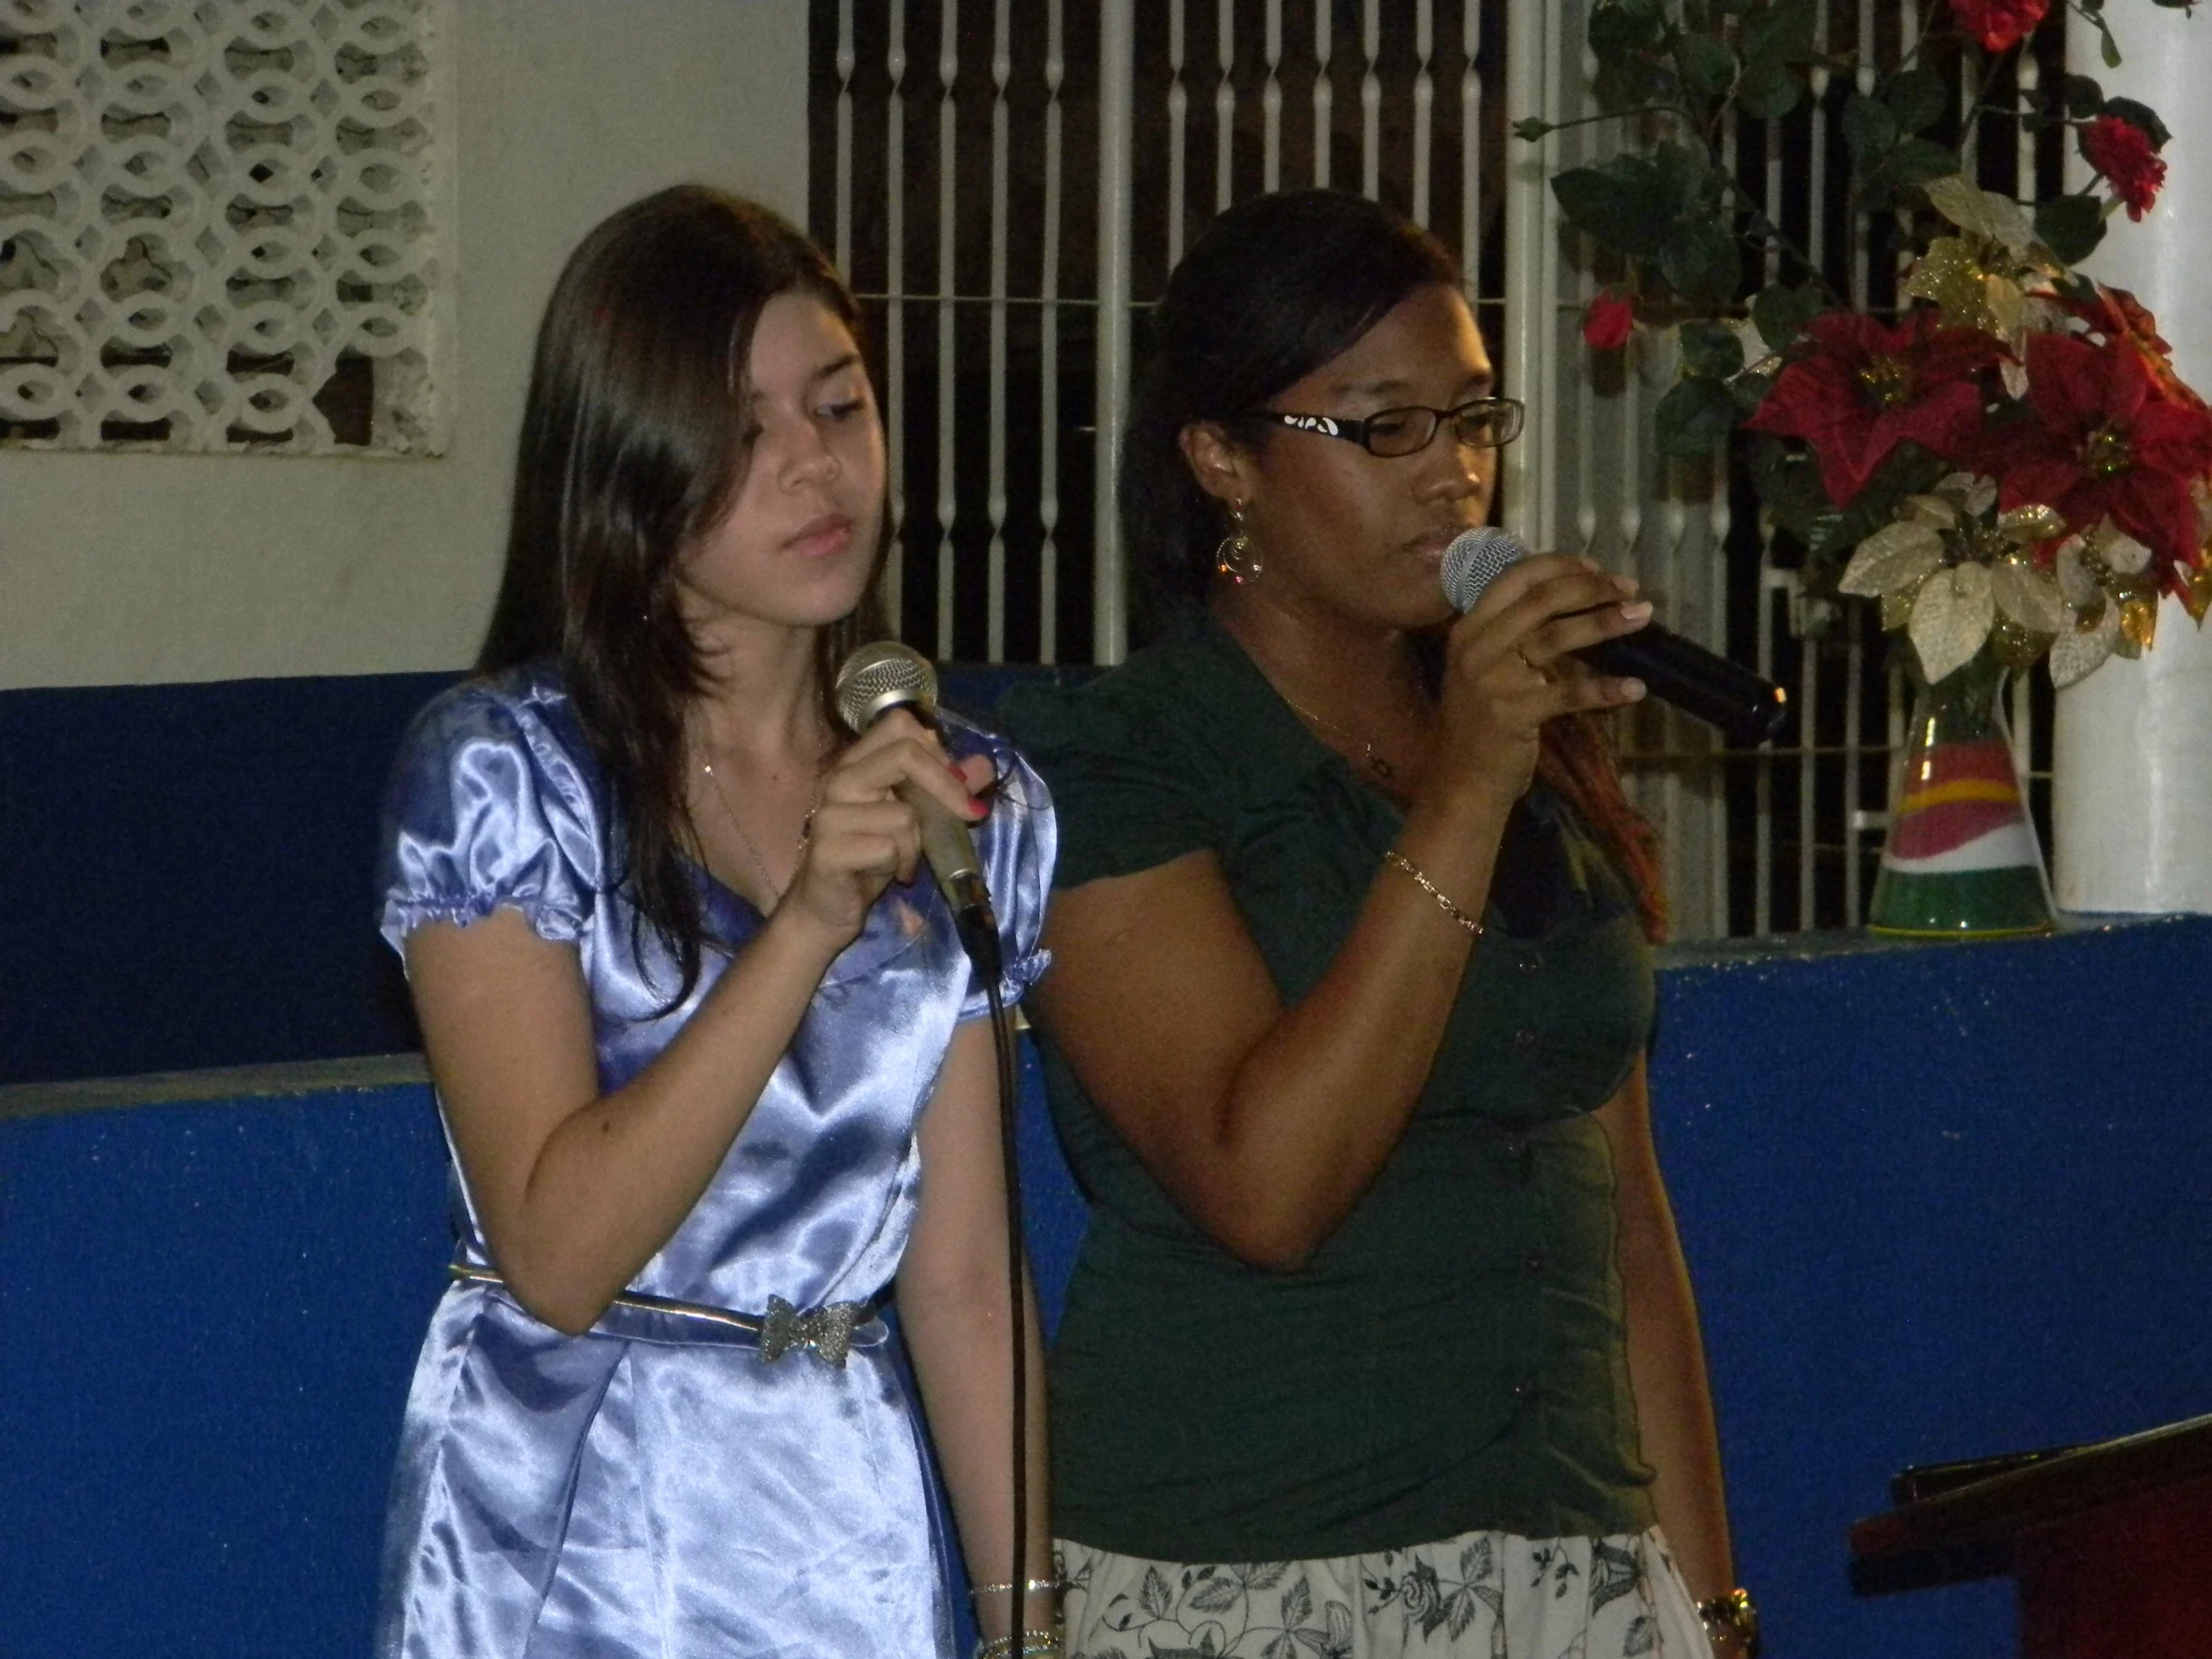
[1620,601,1653,623]
[966,798,988,819]
[1613,574,1640,595]
[1621,678,1648,700]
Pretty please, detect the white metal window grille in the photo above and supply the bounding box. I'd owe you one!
[810,0,2066,939]
[0,0,447,454]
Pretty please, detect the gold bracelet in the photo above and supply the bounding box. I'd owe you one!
[1382,849,1483,935]
[968,1578,1066,1600]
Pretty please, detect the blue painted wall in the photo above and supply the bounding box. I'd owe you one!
[5,918,2208,1658]
[0,667,1069,1087]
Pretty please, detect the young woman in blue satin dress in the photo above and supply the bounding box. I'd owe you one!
[372,187,1057,1659]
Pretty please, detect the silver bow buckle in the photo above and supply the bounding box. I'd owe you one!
[759,1295,865,1368]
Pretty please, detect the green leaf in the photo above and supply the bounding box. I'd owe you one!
[1592,54,1675,113]
[1741,0,1817,67]
[2103,97,2172,150]
[1729,369,1775,415]
[1883,65,1947,134]
[1553,158,1676,256]
[1679,318,1746,379]
[1751,281,1824,351]
[1659,219,1742,303]
[1843,95,1899,158]
[1652,140,1713,208]
[1738,57,1805,120]
[1512,117,1552,142]
[2035,192,2107,264]
[1889,137,1960,187]
[1674,33,1738,95]
[2060,75,2104,118]
[1655,374,1741,456]
[1589,0,1667,59]
[2099,21,2121,70]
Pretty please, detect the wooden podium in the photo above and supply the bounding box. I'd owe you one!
[1850,1412,2212,1658]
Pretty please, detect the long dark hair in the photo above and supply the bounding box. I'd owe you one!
[1123,190,1665,938]
[478,185,888,999]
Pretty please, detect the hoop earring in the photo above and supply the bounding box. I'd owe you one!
[1214,503,1262,584]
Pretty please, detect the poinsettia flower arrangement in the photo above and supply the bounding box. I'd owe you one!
[1518,0,2210,690]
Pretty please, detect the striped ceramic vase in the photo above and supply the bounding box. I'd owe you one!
[1870,647,2054,937]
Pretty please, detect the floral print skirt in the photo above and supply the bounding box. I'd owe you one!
[1058,1528,1711,1659]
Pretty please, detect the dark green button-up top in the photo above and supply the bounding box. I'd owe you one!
[1002,613,1659,1563]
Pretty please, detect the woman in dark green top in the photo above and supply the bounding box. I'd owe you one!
[1003,193,1747,1659]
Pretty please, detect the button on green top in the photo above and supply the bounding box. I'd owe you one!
[1002,613,1659,1562]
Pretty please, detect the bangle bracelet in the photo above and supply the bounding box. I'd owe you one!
[972,1628,1062,1659]
[1382,849,1483,935]
[968,1578,1066,1600]
[1696,1587,1760,1657]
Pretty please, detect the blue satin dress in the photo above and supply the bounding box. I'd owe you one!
[372,664,1053,1659]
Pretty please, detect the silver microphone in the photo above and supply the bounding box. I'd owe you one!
[830,641,999,968]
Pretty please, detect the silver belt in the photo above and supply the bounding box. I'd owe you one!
[448,1263,883,1367]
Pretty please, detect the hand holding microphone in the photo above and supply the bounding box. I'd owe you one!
[830,641,1002,975]
[1441,528,1789,746]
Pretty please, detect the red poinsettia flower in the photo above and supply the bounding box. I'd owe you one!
[1989,330,2212,569]
[2081,115,2166,221]
[1582,289,1635,351]
[2062,283,2206,414]
[1948,0,2049,53]
[1745,309,2005,506]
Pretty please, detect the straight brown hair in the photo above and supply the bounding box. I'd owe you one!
[478,185,888,1002]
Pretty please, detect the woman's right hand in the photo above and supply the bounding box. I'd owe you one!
[775,709,992,951]
[1427,552,1653,816]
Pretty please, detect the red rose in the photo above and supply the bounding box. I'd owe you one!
[1745,309,2004,506]
[2081,115,2166,222]
[1948,0,2049,54]
[1582,290,1635,351]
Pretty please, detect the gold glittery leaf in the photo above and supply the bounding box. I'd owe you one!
[1985,276,2025,341]
[1998,503,2067,544]
[1925,175,2036,255]
[2120,595,2159,655]
[1882,585,1918,632]
[1840,521,1945,597]
[1989,614,2056,672]
[2182,560,2212,625]
[1905,238,1993,332]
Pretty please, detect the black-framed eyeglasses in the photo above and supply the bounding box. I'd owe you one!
[1246,395,1526,457]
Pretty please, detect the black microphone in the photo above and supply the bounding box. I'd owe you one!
[1441,528,1790,745]
[830,641,1001,973]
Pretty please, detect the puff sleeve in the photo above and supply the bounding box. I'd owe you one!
[376,679,601,956]
[947,721,1056,1021]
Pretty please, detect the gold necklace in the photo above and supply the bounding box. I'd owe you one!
[1275,690,1403,781]
[698,732,827,902]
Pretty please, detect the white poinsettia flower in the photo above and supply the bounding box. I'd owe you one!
[2050,601,2122,689]
[1935,471,1998,518]
[1989,556,2067,634]
[2053,536,2099,607]
[1900,494,1958,528]
[1910,563,1994,684]
[1840,521,1944,597]
[2089,519,2152,575]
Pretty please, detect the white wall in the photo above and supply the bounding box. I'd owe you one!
[0,0,811,690]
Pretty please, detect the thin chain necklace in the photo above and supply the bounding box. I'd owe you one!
[698,726,829,903]
[1273,688,1406,782]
